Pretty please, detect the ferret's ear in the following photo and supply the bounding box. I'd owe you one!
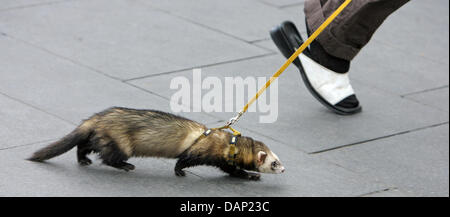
[257,151,267,165]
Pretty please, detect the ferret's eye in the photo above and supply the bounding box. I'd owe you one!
[271,161,277,168]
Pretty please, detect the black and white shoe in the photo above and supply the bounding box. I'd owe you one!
[270,21,362,115]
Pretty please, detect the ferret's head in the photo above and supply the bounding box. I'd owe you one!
[252,140,285,174]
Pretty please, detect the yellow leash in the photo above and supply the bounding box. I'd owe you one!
[216,0,353,136]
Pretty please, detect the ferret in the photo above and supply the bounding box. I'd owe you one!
[28,107,285,180]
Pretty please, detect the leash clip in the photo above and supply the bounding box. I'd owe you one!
[226,111,244,127]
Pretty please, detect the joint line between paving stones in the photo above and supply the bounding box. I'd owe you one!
[172,16,249,43]
[0,0,77,13]
[248,38,271,44]
[0,138,58,151]
[255,0,305,10]
[400,85,449,97]
[0,91,77,126]
[142,2,260,44]
[356,187,399,197]
[309,121,449,154]
[124,52,276,82]
[257,1,279,8]
[278,2,306,9]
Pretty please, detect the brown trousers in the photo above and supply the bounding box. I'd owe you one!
[305,0,410,61]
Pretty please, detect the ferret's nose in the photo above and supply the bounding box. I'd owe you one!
[281,168,285,173]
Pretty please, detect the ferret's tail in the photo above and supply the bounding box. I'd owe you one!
[28,125,92,162]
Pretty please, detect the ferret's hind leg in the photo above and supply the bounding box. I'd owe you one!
[99,141,135,172]
[77,143,93,166]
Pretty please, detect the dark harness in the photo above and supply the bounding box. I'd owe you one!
[194,128,241,167]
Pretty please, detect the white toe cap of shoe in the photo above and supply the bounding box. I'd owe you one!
[299,54,354,105]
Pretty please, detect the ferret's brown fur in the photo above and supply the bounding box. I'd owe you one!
[28,107,277,180]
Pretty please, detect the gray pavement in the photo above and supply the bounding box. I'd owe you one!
[0,0,448,197]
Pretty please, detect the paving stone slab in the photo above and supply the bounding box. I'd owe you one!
[139,0,305,42]
[351,40,449,96]
[0,94,73,149]
[0,36,218,127]
[404,87,449,112]
[372,0,449,64]
[130,54,448,154]
[0,0,267,80]
[0,143,237,196]
[178,131,390,197]
[316,124,449,197]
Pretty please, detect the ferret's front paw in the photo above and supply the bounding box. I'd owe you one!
[78,158,92,166]
[121,163,135,172]
[175,169,186,177]
[247,172,261,181]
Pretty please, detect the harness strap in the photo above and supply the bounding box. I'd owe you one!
[227,134,240,166]
[197,128,241,167]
